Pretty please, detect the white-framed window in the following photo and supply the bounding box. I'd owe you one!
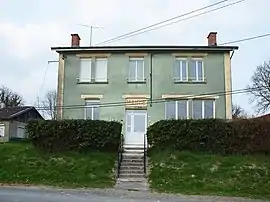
[79,58,92,82]
[190,58,204,82]
[174,58,188,82]
[95,58,108,82]
[84,100,100,120]
[79,58,108,82]
[192,99,215,119]
[128,57,145,82]
[0,125,5,137]
[165,100,189,119]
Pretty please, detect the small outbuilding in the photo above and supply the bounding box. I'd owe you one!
[0,106,43,142]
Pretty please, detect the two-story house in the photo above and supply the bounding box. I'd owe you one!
[51,32,238,148]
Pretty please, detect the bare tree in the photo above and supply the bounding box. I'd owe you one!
[247,61,270,114]
[0,86,24,107]
[40,90,57,120]
[232,104,247,119]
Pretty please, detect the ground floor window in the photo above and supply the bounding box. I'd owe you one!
[165,100,189,119]
[192,99,215,119]
[85,100,100,120]
[0,125,5,137]
[165,99,215,119]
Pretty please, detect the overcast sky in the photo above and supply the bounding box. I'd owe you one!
[0,0,270,115]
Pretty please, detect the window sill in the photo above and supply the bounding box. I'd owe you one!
[174,80,207,84]
[127,81,147,84]
[77,81,109,84]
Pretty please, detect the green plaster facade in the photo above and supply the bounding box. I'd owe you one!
[61,52,227,125]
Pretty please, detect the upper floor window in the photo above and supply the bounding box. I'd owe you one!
[79,58,92,82]
[190,59,204,82]
[95,58,108,82]
[128,58,145,82]
[192,99,214,119]
[79,58,108,83]
[165,100,189,119]
[85,100,100,120]
[174,58,188,82]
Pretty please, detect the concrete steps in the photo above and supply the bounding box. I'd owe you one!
[118,148,147,181]
[115,147,149,191]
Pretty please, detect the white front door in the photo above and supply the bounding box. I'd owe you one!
[17,126,25,138]
[125,110,147,147]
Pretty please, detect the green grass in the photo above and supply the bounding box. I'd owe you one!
[149,150,270,199]
[0,142,117,188]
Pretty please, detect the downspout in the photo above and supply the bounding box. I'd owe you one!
[149,53,153,107]
[230,50,235,59]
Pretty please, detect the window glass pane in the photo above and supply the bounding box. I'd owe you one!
[134,114,146,132]
[197,61,203,81]
[193,100,202,119]
[128,60,136,80]
[95,59,107,82]
[165,101,176,119]
[174,61,181,80]
[204,100,214,118]
[93,106,100,120]
[190,60,196,81]
[80,59,91,82]
[182,61,187,81]
[85,107,93,119]
[0,126,5,137]
[126,114,131,132]
[85,101,99,120]
[136,60,144,81]
[177,100,187,119]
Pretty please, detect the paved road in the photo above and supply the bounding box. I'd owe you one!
[0,186,265,202]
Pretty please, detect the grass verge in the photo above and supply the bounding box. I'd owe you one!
[148,150,270,199]
[0,142,116,188]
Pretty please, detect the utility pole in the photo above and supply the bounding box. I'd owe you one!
[76,24,103,46]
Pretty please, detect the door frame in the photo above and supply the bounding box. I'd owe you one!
[17,126,25,138]
[124,110,147,148]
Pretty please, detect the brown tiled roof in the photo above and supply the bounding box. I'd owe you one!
[0,106,33,120]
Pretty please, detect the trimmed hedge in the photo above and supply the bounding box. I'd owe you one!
[147,119,270,155]
[26,119,122,152]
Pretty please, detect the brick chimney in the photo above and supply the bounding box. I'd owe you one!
[71,33,81,47]
[207,32,217,46]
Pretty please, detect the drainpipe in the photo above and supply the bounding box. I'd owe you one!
[149,53,153,107]
[230,50,235,59]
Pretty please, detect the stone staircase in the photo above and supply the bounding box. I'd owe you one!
[115,147,149,191]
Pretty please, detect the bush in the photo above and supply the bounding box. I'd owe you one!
[147,118,270,155]
[26,119,122,152]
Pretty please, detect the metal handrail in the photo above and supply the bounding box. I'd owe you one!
[143,133,147,175]
[117,134,123,178]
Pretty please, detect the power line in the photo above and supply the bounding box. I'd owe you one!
[36,86,263,111]
[219,33,270,45]
[37,60,58,104]
[95,0,231,45]
[96,0,245,45]
[37,62,50,107]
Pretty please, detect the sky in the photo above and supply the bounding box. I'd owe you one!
[0,0,270,116]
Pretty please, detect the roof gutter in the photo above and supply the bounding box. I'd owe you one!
[51,47,238,52]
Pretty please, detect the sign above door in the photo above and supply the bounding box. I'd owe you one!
[125,98,147,109]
